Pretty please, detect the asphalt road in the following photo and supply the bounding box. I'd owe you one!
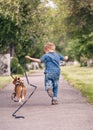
[0,70,93,130]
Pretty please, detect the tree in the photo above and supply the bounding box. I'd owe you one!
[1,0,93,66]
[0,0,46,58]
[63,0,93,61]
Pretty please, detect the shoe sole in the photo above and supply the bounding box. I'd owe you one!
[52,100,58,105]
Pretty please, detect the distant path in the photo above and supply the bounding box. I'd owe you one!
[0,70,93,130]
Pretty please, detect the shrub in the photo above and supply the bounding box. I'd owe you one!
[10,57,24,74]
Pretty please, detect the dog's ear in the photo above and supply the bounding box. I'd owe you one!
[13,77,17,84]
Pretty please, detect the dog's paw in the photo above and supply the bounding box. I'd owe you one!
[22,96,25,102]
[22,96,24,100]
[18,98,22,103]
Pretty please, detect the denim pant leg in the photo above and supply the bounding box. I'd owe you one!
[45,74,53,90]
[52,74,59,98]
[45,73,60,98]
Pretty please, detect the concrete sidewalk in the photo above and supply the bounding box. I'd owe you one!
[0,71,93,130]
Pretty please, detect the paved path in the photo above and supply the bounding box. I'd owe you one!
[0,71,93,130]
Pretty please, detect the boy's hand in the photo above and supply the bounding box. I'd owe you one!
[64,56,68,61]
[25,55,31,60]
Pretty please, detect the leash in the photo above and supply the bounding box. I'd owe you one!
[12,64,37,119]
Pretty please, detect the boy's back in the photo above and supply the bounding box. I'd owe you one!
[40,51,64,74]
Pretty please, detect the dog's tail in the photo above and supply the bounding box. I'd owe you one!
[11,92,19,102]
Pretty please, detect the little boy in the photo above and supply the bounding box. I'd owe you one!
[25,42,68,105]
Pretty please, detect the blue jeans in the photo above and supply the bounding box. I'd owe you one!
[45,73,60,98]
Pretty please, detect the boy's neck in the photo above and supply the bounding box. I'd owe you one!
[45,49,55,53]
[48,49,55,52]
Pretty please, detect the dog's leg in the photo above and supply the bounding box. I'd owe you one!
[19,98,22,103]
[16,86,22,103]
[22,96,24,100]
[22,87,26,101]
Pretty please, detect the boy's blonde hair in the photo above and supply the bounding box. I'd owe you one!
[44,42,55,51]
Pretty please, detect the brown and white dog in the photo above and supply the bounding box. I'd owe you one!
[11,77,26,103]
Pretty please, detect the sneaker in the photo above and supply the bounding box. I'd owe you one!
[51,99,58,105]
[47,88,53,98]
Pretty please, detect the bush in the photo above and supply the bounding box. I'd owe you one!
[10,57,24,74]
[80,55,87,67]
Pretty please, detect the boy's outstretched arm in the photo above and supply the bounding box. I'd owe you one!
[25,55,41,63]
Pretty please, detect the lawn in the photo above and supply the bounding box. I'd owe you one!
[61,66,93,104]
[0,76,12,89]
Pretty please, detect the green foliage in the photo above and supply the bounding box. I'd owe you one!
[0,14,18,53]
[0,0,45,57]
[66,32,93,63]
[10,57,24,74]
[0,0,93,64]
[63,0,93,61]
[80,55,87,67]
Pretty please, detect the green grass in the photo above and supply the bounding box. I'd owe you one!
[0,76,12,89]
[61,66,93,104]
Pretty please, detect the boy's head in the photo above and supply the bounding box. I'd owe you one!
[44,42,56,53]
